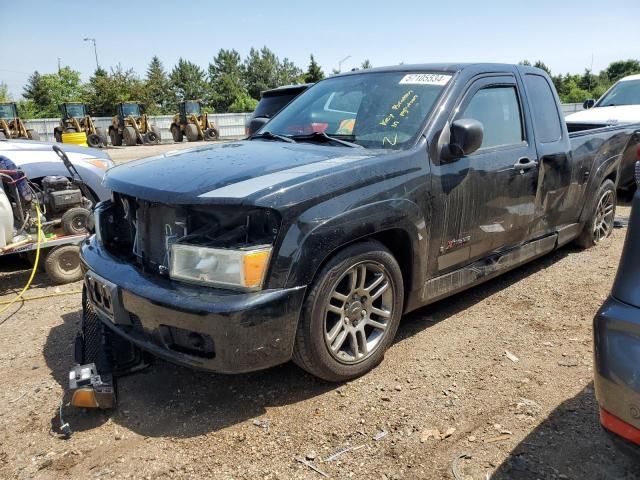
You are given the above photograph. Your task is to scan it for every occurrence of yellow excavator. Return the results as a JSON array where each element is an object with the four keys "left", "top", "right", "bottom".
[
  {"left": 170, "top": 100, "right": 219, "bottom": 142},
  {"left": 108, "top": 102, "right": 161, "bottom": 146},
  {"left": 54, "top": 103, "right": 107, "bottom": 147},
  {"left": 0, "top": 102, "right": 39, "bottom": 140}
]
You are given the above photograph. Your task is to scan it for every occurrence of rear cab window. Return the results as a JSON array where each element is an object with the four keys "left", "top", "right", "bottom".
[{"left": 524, "top": 74, "right": 562, "bottom": 143}]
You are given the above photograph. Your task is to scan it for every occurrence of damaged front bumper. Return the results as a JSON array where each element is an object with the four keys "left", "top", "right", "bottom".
[{"left": 79, "top": 235, "right": 306, "bottom": 374}]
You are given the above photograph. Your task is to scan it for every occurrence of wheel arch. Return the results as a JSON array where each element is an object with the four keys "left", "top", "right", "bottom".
[{"left": 278, "top": 199, "right": 428, "bottom": 306}]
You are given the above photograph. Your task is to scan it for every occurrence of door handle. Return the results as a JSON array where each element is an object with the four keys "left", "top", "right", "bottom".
[{"left": 513, "top": 157, "right": 537, "bottom": 171}]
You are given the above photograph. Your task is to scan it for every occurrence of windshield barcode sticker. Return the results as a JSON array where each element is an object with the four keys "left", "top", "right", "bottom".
[{"left": 399, "top": 74, "right": 451, "bottom": 85}]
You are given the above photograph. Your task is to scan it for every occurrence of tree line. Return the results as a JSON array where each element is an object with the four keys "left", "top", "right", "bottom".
[
  {"left": 519, "top": 59, "right": 640, "bottom": 103},
  {"left": 1, "top": 50, "right": 638, "bottom": 119},
  {"left": 2, "top": 48, "right": 339, "bottom": 119}
]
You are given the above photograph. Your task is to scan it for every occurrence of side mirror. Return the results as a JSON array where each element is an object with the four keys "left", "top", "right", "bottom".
[
  {"left": 583, "top": 99, "right": 595, "bottom": 109},
  {"left": 443, "top": 119, "right": 484, "bottom": 159}
]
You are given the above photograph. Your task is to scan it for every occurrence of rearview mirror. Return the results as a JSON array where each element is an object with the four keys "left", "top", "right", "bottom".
[
  {"left": 583, "top": 99, "right": 595, "bottom": 109},
  {"left": 443, "top": 119, "right": 483, "bottom": 159}
]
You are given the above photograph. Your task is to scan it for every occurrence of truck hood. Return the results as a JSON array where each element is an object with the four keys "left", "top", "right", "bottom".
[
  {"left": 565, "top": 105, "right": 640, "bottom": 125},
  {"left": 104, "top": 140, "right": 379, "bottom": 205}
]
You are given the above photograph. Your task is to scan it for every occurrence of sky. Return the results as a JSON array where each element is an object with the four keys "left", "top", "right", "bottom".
[{"left": 1, "top": 0, "right": 639, "bottom": 97}]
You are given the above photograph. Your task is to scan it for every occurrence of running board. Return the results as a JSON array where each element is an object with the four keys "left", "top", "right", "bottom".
[{"left": 422, "top": 234, "right": 558, "bottom": 304}]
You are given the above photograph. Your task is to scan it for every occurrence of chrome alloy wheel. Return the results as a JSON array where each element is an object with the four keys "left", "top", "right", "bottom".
[
  {"left": 323, "top": 262, "right": 395, "bottom": 364},
  {"left": 593, "top": 189, "right": 615, "bottom": 243}
]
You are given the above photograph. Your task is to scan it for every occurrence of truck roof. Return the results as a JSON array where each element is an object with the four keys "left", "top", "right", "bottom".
[{"left": 335, "top": 62, "right": 546, "bottom": 78}]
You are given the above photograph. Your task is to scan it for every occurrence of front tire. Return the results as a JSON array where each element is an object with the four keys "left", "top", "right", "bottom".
[
  {"left": 575, "top": 179, "right": 616, "bottom": 248},
  {"left": 292, "top": 240, "right": 404, "bottom": 382},
  {"left": 123, "top": 126, "right": 137, "bottom": 146},
  {"left": 44, "top": 245, "right": 83, "bottom": 284}
]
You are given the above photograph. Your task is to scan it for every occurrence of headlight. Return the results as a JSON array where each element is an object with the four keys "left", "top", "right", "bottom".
[
  {"left": 170, "top": 244, "right": 272, "bottom": 291},
  {"left": 82, "top": 158, "right": 113, "bottom": 170}
]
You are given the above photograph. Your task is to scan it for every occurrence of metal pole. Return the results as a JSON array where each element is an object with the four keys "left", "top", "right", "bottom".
[
  {"left": 337, "top": 55, "right": 351, "bottom": 74},
  {"left": 84, "top": 38, "right": 99, "bottom": 70}
]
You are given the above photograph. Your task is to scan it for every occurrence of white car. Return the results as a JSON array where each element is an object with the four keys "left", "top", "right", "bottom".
[
  {"left": 566, "top": 74, "right": 640, "bottom": 126},
  {"left": 0, "top": 139, "right": 114, "bottom": 202}
]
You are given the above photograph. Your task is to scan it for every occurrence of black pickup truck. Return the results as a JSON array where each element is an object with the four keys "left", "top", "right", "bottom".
[{"left": 80, "top": 63, "right": 640, "bottom": 383}]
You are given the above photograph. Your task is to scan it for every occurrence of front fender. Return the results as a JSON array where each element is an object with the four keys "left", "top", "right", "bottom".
[{"left": 273, "top": 198, "right": 427, "bottom": 290}]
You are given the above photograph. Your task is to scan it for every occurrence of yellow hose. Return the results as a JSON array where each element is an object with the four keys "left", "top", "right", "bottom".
[
  {"left": 0, "top": 289, "right": 81, "bottom": 305},
  {"left": 0, "top": 202, "right": 43, "bottom": 316}
]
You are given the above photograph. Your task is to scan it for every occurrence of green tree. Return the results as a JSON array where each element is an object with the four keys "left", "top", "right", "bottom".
[
  {"left": 604, "top": 59, "right": 640, "bottom": 83},
  {"left": 16, "top": 100, "right": 37, "bottom": 119},
  {"left": 145, "top": 56, "right": 173, "bottom": 114},
  {"left": 228, "top": 93, "right": 258, "bottom": 113},
  {"left": 244, "top": 47, "right": 281, "bottom": 99},
  {"left": 277, "top": 58, "right": 304, "bottom": 85},
  {"left": 83, "top": 65, "right": 145, "bottom": 116},
  {"left": 0, "top": 82, "right": 10, "bottom": 102},
  {"left": 518, "top": 60, "right": 532, "bottom": 66},
  {"left": 170, "top": 58, "right": 207, "bottom": 102},
  {"left": 304, "top": 54, "right": 325, "bottom": 83},
  {"left": 208, "top": 48, "right": 248, "bottom": 112},
  {"left": 361, "top": 59, "right": 373, "bottom": 69},
  {"left": 22, "top": 66, "right": 83, "bottom": 117}
]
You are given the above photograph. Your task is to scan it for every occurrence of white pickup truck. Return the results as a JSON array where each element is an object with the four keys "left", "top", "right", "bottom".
[{"left": 566, "top": 74, "right": 640, "bottom": 192}]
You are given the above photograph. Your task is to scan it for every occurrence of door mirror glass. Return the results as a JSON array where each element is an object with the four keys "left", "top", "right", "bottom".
[
  {"left": 583, "top": 99, "right": 595, "bottom": 109},
  {"left": 445, "top": 118, "right": 484, "bottom": 159}
]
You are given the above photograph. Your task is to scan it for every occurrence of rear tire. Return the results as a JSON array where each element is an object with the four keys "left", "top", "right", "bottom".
[
  {"left": 575, "top": 179, "right": 616, "bottom": 248},
  {"left": 123, "top": 126, "right": 137, "bottom": 146},
  {"left": 44, "top": 245, "right": 83, "bottom": 284},
  {"left": 26, "top": 129, "right": 40, "bottom": 141},
  {"left": 185, "top": 123, "right": 199, "bottom": 142},
  {"left": 170, "top": 124, "right": 183, "bottom": 142},
  {"left": 292, "top": 240, "right": 404, "bottom": 382},
  {"left": 109, "top": 129, "right": 122, "bottom": 146}
]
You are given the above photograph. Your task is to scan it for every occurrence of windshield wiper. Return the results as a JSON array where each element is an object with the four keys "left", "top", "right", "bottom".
[
  {"left": 292, "top": 131, "right": 363, "bottom": 148},
  {"left": 250, "top": 131, "right": 296, "bottom": 143}
]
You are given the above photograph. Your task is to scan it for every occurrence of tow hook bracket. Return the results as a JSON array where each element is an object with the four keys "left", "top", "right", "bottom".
[{"left": 68, "top": 363, "right": 116, "bottom": 409}]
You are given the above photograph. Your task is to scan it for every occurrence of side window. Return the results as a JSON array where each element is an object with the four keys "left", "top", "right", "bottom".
[
  {"left": 460, "top": 86, "right": 524, "bottom": 150},
  {"left": 524, "top": 74, "right": 562, "bottom": 143}
]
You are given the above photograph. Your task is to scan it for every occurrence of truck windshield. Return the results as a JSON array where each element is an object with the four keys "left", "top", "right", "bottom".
[
  {"left": 65, "top": 104, "right": 86, "bottom": 118},
  {"left": 121, "top": 104, "right": 140, "bottom": 117},
  {"left": 0, "top": 104, "right": 16, "bottom": 119},
  {"left": 261, "top": 72, "right": 451, "bottom": 149},
  {"left": 597, "top": 79, "right": 640, "bottom": 107}
]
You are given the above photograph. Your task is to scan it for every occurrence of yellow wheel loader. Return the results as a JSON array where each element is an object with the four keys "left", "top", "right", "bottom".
[
  {"left": 170, "top": 100, "right": 219, "bottom": 142},
  {"left": 108, "top": 102, "right": 161, "bottom": 146},
  {"left": 0, "top": 103, "right": 39, "bottom": 141},
  {"left": 54, "top": 103, "right": 107, "bottom": 148}
]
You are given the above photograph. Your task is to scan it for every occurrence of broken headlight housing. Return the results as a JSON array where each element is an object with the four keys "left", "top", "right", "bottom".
[{"left": 170, "top": 244, "right": 272, "bottom": 291}]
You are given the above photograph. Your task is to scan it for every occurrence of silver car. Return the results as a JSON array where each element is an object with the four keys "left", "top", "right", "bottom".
[{"left": 0, "top": 140, "right": 113, "bottom": 202}]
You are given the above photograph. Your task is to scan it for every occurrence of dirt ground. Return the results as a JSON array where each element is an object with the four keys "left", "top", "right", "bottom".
[{"left": 1, "top": 192, "right": 639, "bottom": 479}]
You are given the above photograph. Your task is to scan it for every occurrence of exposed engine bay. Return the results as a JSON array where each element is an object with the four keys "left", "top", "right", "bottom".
[{"left": 97, "top": 192, "right": 280, "bottom": 277}]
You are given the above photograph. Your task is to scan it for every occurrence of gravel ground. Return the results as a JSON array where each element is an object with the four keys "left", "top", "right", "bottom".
[
  {"left": 105, "top": 140, "right": 230, "bottom": 165},
  {"left": 0, "top": 191, "right": 638, "bottom": 479}
]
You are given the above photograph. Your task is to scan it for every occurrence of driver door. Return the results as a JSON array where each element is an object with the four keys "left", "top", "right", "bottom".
[{"left": 433, "top": 75, "right": 539, "bottom": 273}]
